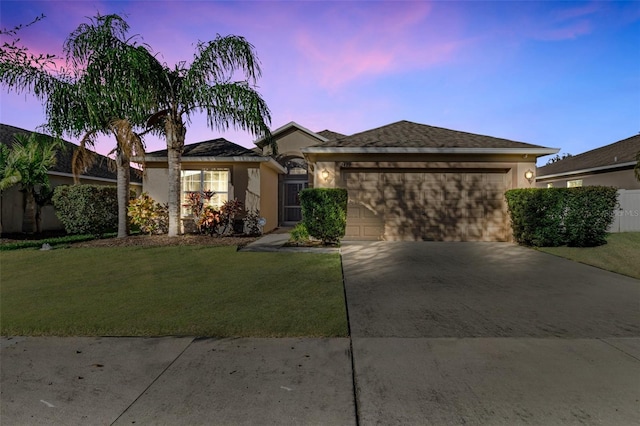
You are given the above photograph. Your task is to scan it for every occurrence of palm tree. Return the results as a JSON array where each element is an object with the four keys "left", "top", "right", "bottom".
[
  {"left": 147, "top": 36, "right": 272, "bottom": 236},
  {"left": 0, "top": 133, "right": 63, "bottom": 233},
  {"left": 50, "top": 15, "right": 162, "bottom": 237},
  {"left": 1, "top": 14, "right": 160, "bottom": 238}
]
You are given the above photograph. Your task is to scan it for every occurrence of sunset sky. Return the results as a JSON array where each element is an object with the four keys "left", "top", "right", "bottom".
[{"left": 1, "top": 0, "right": 638, "bottom": 165}]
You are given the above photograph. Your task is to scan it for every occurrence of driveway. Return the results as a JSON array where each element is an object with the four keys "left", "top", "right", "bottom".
[{"left": 341, "top": 241, "right": 640, "bottom": 425}]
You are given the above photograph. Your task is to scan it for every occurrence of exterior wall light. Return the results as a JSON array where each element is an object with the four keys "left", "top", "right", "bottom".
[
  {"left": 321, "top": 169, "right": 330, "bottom": 180},
  {"left": 524, "top": 169, "right": 535, "bottom": 184}
]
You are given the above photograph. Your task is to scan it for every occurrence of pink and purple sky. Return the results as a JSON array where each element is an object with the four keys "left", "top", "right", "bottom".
[{"left": 1, "top": 0, "right": 639, "bottom": 165}]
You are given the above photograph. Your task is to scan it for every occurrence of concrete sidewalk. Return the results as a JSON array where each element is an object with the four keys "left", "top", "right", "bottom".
[
  {"left": 240, "top": 230, "right": 339, "bottom": 253},
  {"left": 0, "top": 337, "right": 355, "bottom": 425}
]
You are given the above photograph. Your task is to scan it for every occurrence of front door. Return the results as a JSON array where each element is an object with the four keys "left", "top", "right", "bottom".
[{"left": 282, "top": 181, "right": 308, "bottom": 225}]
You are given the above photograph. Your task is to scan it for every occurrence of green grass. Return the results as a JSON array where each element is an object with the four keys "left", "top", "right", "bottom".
[
  {"left": 537, "top": 232, "right": 640, "bottom": 279},
  {"left": 0, "top": 246, "right": 348, "bottom": 337}
]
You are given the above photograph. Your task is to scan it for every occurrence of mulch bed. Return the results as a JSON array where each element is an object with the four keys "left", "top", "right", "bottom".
[{"left": 1, "top": 234, "right": 259, "bottom": 249}]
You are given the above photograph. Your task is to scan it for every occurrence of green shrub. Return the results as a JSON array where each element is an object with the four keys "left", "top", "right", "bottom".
[
  {"left": 564, "top": 186, "right": 618, "bottom": 247},
  {"left": 300, "top": 188, "right": 348, "bottom": 245},
  {"left": 128, "top": 193, "right": 169, "bottom": 235},
  {"left": 52, "top": 185, "right": 118, "bottom": 235},
  {"left": 505, "top": 186, "right": 617, "bottom": 247},
  {"left": 505, "top": 188, "right": 565, "bottom": 247},
  {"left": 243, "top": 210, "right": 264, "bottom": 236},
  {"left": 289, "top": 222, "right": 310, "bottom": 244}
]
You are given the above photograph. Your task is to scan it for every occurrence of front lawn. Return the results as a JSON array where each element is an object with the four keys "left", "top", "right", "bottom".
[
  {"left": 537, "top": 232, "right": 640, "bottom": 279},
  {"left": 0, "top": 246, "right": 348, "bottom": 337}
]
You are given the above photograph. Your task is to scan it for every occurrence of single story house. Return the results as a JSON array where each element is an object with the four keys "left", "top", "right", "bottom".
[
  {"left": 535, "top": 134, "right": 640, "bottom": 190},
  {"left": 144, "top": 120, "right": 557, "bottom": 241},
  {"left": 0, "top": 123, "right": 142, "bottom": 234}
]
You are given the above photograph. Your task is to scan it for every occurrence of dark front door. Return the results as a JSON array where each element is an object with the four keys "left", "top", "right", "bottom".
[{"left": 282, "top": 181, "right": 308, "bottom": 224}]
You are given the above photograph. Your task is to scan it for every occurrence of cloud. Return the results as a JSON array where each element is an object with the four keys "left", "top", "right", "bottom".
[{"left": 291, "top": 1, "right": 468, "bottom": 90}]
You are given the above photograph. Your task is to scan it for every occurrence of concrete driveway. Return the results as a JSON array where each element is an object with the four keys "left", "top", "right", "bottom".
[{"left": 342, "top": 241, "right": 640, "bottom": 425}]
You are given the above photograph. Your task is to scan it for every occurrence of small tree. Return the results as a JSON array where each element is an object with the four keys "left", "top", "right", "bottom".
[{"left": 0, "top": 133, "right": 63, "bottom": 233}]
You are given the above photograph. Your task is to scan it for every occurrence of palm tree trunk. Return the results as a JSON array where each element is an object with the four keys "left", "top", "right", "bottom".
[
  {"left": 166, "top": 118, "right": 186, "bottom": 237},
  {"left": 116, "top": 150, "right": 130, "bottom": 238},
  {"left": 22, "top": 188, "right": 37, "bottom": 234}
]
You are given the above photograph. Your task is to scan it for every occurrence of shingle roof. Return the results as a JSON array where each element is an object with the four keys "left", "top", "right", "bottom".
[
  {"left": 0, "top": 123, "right": 142, "bottom": 183},
  {"left": 537, "top": 134, "right": 640, "bottom": 176},
  {"left": 316, "top": 120, "right": 546, "bottom": 149},
  {"left": 146, "top": 138, "right": 264, "bottom": 158},
  {"left": 316, "top": 129, "right": 347, "bottom": 141}
]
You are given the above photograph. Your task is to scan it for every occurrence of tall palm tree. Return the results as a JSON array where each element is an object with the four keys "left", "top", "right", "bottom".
[
  {"left": 50, "top": 15, "right": 163, "bottom": 238},
  {"left": 1, "top": 14, "right": 160, "bottom": 237},
  {"left": 0, "top": 133, "right": 62, "bottom": 233},
  {"left": 148, "top": 36, "right": 272, "bottom": 236}
]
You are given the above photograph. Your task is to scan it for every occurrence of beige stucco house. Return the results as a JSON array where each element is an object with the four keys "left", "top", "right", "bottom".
[
  {"left": 254, "top": 120, "right": 558, "bottom": 241},
  {"left": 0, "top": 123, "right": 142, "bottom": 234},
  {"left": 143, "top": 120, "right": 559, "bottom": 241},
  {"left": 142, "top": 138, "right": 285, "bottom": 233}
]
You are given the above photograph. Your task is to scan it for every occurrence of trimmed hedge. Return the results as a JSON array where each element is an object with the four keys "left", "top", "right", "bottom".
[
  {"left": 505, "top": 186, "right": 618, "bottom": 247},
  {"left": 52, "top": 185, "right": 118, "bottom": 235},
  {"left": 300, "top": 188, "right": 348, "bottom": 244}
]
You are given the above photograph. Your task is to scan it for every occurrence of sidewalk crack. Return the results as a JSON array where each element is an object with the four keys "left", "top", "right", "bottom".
[{"left": 110, "top": 337, "right": 195, "bottom": 425}]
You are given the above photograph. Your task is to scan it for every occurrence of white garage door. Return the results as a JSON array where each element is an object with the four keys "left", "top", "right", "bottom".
[{"left": 344, "top": 171, "right": 508, "bottom": 241}]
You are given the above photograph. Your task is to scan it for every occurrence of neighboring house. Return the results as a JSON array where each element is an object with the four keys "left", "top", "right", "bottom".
[
  {"left": 255, "top": 120, "right": 557, "bottom": 241},
  {"left": 536, "top": 135, "right": 640, "bottom": 233},
  {"left": 142, "top": 138, "right": 285, "bottom": 233},
  {"left": 0, "top": 123, "right": 143, "bottom": 234},
  {"left": 535, "top": 134, "right": 640, "bottom": 190}
]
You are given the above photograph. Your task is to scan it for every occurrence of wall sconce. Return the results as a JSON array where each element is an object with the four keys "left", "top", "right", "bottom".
[
  {"left": 321, "top": 169, "right": 330, "bottom": 180},
  {"left": 524, "top": 169, "right": 534, "bottom": 184}
]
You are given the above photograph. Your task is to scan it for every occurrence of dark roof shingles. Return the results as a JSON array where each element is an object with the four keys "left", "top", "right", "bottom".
[
  {"left": 0, "top": 123, "right": 141, "bottom": 183},
  {"left": 147, "top": 138, "right": 262, "bottom": 158},
  {"left": 537, "top": 134, "right": 640, "bottom": 176},
  {"left": 316, "top": 129, "right": 347, "bottom": 141},
  {"left": 317, "top": 120, "right": 546, "bottom": 149}
]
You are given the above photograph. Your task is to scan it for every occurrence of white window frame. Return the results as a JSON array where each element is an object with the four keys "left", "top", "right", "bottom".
[{"left": 181, "top": 168, "right": 231, "bottom": 217}]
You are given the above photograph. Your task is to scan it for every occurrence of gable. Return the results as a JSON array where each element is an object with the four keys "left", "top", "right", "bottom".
[{"left": 316, "top": 120, "right": 547, "bottom": 149}]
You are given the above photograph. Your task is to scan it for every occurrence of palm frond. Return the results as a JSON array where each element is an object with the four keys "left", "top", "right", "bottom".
[{"left": 71, "top": 132, "right": 97, "bottom": 183}]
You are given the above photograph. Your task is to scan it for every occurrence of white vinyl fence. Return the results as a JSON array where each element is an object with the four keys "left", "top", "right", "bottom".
[{"left": 609, "top": 189, "right": 640, "bottom": 233}]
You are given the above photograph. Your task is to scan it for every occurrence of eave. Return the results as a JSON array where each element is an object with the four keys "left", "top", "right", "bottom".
[
  {"left": 301, "top": 147, "right": 559, "bottom": 155},
  {"left": 140, "top": 156, "right": 286, "bottom": 173},
  {"left": 536, "top": 161, "right": 636, "bottom": 180}
]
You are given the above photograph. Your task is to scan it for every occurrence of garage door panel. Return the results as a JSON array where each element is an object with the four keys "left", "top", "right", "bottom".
[
  {"left": 345, "top": 202, "right": 384, "bottom": 240},
  {"left": 345, "top": 171, "right": 508, "bottom": 242}
]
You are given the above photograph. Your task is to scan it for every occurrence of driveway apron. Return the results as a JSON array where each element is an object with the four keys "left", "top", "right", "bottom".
[{"left": 341, "top": 241, "right": 640, "bottom": 425}]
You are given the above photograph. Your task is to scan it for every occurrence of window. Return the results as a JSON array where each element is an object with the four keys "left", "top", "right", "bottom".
[
  {"left": 547, "top": 183, "right": 554, "bottom": 188},
  {"left": 567, "top": 179, "right": 583, "bottom": 188},
  {"left": 181, "top": 169, "right": 229, "bottom": 217}
]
